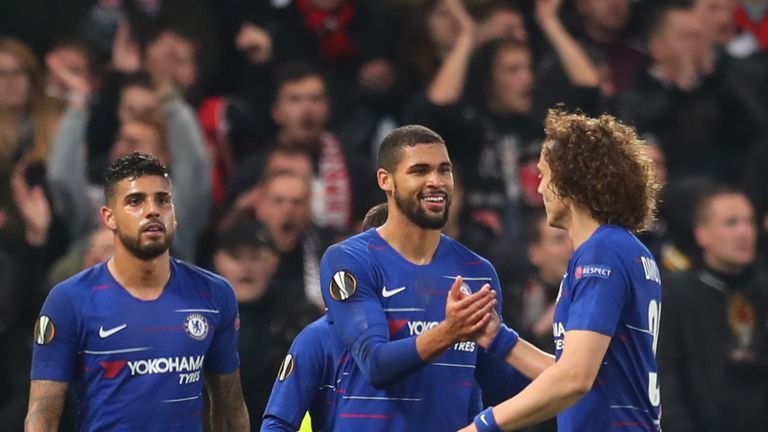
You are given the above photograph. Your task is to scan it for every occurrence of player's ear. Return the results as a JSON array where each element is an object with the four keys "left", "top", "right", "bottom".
[
  {"left": 100, "top": 206, "right": 117, "bottom": 231},
  {"left": 377, "top": 168, "right": 393, "bottom": 194}
]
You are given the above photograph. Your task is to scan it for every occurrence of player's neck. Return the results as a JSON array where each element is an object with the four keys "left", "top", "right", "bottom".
[
  {"left": 566, "top": 206, "right": 601, "bottom": 250},
  {"left": 108, "top": 248, "right": 171, "bottom": 300},
  {"left": 377, "top": 216, "right": 442, "bottom": 265}
]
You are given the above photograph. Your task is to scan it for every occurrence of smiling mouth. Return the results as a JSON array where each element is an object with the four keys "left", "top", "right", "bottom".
[{"left": 420, "top": 193, "right": 447, "bottom": 210}]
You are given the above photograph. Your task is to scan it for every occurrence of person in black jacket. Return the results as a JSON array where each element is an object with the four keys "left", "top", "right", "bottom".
[
  {"left": 659, "top": 186, "right": 768, "bottom": 432},
  {"left": 211, "top": 216, "right": 320, "bottom": 431}
]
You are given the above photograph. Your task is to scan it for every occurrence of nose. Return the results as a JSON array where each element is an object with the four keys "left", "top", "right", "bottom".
[
  {"left": 426, "top": 170, "right": 446, "bottom": 188},
  {"left": 144, "top": 199, "right": 161, "bottom": 219}
]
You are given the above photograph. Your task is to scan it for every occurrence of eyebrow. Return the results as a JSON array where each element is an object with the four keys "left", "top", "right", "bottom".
[
  {"left": 123, "top": 192, "right": 146, "bottom": 202},
  {"left": 123, "top": 191, "right": 171, "bottom": 201},
  {"left": 407, "top": 162, "right": 452, "bottom": 170}
]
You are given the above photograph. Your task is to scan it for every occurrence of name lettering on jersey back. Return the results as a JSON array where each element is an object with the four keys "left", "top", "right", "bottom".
[
  {"left": 126, "top": 355, "right": 205, "bottom": 384},
  {"left": 641, "top": 256, "right": 661, "bottom": 284}
]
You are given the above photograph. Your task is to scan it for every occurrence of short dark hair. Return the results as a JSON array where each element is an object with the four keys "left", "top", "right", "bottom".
[
  {"left": 119, "top": 112, "right": 169, "bottom": 158},
  {"left": 104, "top": 152, "right": 169, "bottom": 203},
  {"left": 693, "top": 186, "right": 750, "bottom": 228},
  {"left": 362, "top": 203, "right": 388, "bottom": 230},
  {"left": 377, "top": 125, "right": 445, "bottom": 172},
  {"left": 646, "top": 1, "right": 694, "bottom": 41},
  {"left": 543, "top": 109, "right": 661, "bottom": 232},
  {"left": 258, "top": 168, "right": 310, "bottom": 190},
  {"left": 216, "top": 216, "right": 275, "bottom": 254},
  {"left": 274, "top": 62, "right": 324, "bottom": 99}
]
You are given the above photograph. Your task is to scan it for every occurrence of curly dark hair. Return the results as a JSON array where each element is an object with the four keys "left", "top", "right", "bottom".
[
  {"left": 543, "top": 110, "right": 661, "bottom": 232},
  {"left": 104, "top": 152, "right": 169, "bottom": 203}
]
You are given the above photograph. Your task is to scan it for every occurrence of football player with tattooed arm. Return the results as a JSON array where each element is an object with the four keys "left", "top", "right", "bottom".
[
  {"left": 25, "top": 153, "right": 248, "bottom": 432},
  {"left": 460, "top": 111, "right": 663, "bottom": 432}
]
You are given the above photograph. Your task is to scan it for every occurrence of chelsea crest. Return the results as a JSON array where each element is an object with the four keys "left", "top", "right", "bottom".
[{"left": 184, "top": 313, "right": 209, "bottom": 341}]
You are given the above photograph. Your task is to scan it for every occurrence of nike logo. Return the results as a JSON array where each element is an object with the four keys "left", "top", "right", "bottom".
[
  {"left": 99, "top": 324, "right": 128, "bottom": 338},
  {"left": 480, "top": 414, "right": 489, "bottom": 425},
  {"left": 381, "top": 286, "right": 406, "bottom": 298}
]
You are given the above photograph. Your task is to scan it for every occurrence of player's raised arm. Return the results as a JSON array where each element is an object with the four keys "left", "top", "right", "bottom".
[
  {"left": 24, "top": 380, "right": 68, "bottom": 432},
  {"left": 204, "top": 370, "right": 249, "bottom": 432}
]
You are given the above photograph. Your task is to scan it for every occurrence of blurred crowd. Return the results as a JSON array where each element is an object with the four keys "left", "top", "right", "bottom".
[{"left": 1, "top": 0, "right": 768, "bottom": 431}]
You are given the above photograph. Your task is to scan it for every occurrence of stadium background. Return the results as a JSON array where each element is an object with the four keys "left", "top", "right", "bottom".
[{"left": 1, "top": 0, "right": 767, "bottom": 430}]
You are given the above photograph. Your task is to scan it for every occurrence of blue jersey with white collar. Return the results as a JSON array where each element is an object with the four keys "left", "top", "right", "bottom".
[
  {"left": 30, "top": 259, "right": 240, "bottom": 432},
  {"left": 553, "top": 225, "right": 662, "bottom": 431},
  {"left": 319, "top": 228, "right": 505, "bottom": 431}
]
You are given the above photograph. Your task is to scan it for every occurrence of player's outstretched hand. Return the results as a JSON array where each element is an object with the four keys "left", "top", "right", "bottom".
[{"left": 444, "top": 276, "right": 496, "bottom": 342}]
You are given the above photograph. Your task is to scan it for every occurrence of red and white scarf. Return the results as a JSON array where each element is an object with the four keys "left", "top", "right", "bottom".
[{"left": 316, "top": 132, "right": 352, "bottom": 229}]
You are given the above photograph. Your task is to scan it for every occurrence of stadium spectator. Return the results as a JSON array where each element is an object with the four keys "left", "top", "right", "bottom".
[
  {"left": 501, "top": 211, "right": 572, "bottom": 356},
  {"left": 229, "top": 169, "right": 333, "bottom": 309},
  {"left": 226, "top": 64, "right": 380, "bottom": 229},
  {"left": 407, "top": 0, "right": 598, "bottom": 243},
  {"left": 616, "top": 2, "right": 762, "bottom": 184},
  {"left": 574, "top": 0, "right": 648, "bottom": 92},
  {"left": 659, "top": 187, "right": 768, "bottom": 432},
  {"left": 212, "top": 215, "right": 319, "bottom": 430},
  {"left": 0, "top": 38, "right": 57, "bottom": 166}
]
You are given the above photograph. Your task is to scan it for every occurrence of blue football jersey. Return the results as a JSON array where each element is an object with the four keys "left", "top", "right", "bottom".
[
  {"left": 30, "top": 259, "right": 240, "bottom": 432},
  {"left": 262, "top": 316, "right": 348, "bottom": 431},
  {"left": 319, "top": 228, "right": 506, "bottom": 431},
  {"left": 552, "top": 225, "right": 662, "bottom": 431}
]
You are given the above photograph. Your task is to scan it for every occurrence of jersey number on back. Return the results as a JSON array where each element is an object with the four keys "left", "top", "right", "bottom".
[{"left": 647, "top": 299, "right": 662, "bottom": 407}]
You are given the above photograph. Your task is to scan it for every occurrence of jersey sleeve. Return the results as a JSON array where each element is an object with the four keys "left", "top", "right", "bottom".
[
  {"left": 486, "top": 261, "right": 504, "bottom": 318},
  {"left": 565, "top": 244, "right": 629, "bottom": 336},
  {"left": 30, "top": 284, "right": 80, "bottom": 382},
  {"left": 320, "top": 244, "right": 424, "bottom": 388},
  {"left": 204, "top": 279, "right": 240, "bottom": 374},
  {"left": 262, "top": 324, "right": 325, "bottom": 430}
]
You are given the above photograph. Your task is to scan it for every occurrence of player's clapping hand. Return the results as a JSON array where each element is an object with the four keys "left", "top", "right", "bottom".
[
  {"left": 444, "top": 276, "right": 497, "bottom": 342},
  {"left": 474, "top": 307, "right": 501, "bottom": 349}
]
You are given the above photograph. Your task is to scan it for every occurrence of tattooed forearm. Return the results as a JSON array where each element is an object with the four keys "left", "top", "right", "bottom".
[
  {"left": 25, "top": 380, "right": 68, "bottom": 432},
  {"left": 205, "top": 370, "right": 249, "bottom": 432}
]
